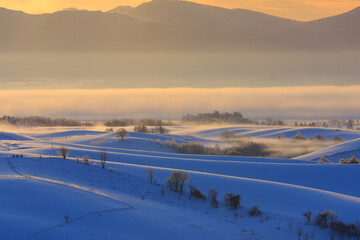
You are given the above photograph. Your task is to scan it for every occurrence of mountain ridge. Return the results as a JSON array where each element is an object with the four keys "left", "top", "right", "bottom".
[{"left": 0, "top": 0, "right": 359, "bottom": 51}]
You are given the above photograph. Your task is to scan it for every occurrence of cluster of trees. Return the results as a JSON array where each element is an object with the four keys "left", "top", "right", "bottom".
[
  {"left": 57, "top": 146, "right": 110, "bottom": 168},
  {"left": 1, "top": 115, "right": 94, "bottom": 127},
  {"left": 291, "top": 132, "right": 344, "bottom": 143},
  {"left": 260, "top": 118, "right": 286, "bottom": 126},
  {"left": 339, "top": 156, "right": 360, "bottom": 164},
  {"left": 165, "top": 139, "right": 271, "bottom": 157},
  {"left": 104, "top": 118, "right": 173, "bottom": 127},
  {"left": 164, "top": 170, "right": 247, "bottom": 211},
  {"left": 134, "top": 125, "right": 169, "bottom": 134},
  {"left": 303, "top": 210, "right": 360, "bottom": 239},
  {"left": 295, "top": 119, "right": 359, "bottom": 129},
  {"left": 181, "top": 111, "right": 286, "bottom": 126},
  {"left": 181, "top": 111, "right": 252, "bottom": 124}
]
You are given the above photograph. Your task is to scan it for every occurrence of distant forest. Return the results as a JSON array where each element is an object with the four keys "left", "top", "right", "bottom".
[
  {"left": 181, "top": 111, "right": 251, "bottom": 124},
  {"left": 181, "top": 111, "right": 285, "bottom": 126},
  {"left": 0, "top": 115, "right": 94, "bottom": 127}
]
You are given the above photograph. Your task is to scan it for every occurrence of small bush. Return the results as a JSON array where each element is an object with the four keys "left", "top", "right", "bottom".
[
  {"left": 248, "top": 206, "right": 262, "bottom": 217},
  {"left": 83, "top": 155, "right": 90, "bottom": 165},
  {"left": 189, "top": 185, "right": 207, "bottom": 200},
  {"left": 224, "top": 192, "right": 241, "bottom": 210},
  {"left": 332, "top": 135, "right": 344, "bottom": 142},
  {"left": 315, "top": 134, "right": 328, "bottom": 142},
  {"left": 293, "top": 132, "right": 306, "bottom": 140},
  {"left": 208, "top": 188, "right": 218, "bottom": 208},
  {"left": 318, "top": 157, "right": 330, "bottom": 163}
]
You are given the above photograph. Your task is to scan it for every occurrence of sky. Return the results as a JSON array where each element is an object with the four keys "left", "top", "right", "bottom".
[
  {"left": 1, "top": 0, "right": 359, "bottom": 21},
  {"left": 1, "top": 86, "right": 360, "bottom": 120}
]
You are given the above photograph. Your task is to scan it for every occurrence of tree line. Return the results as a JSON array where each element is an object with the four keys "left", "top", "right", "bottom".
[
  {"left": 0, "top": 115, "right": 94, "bottom": 127},
  {"left": 104, "top": 118, "right": 174, "bottom": 127}
]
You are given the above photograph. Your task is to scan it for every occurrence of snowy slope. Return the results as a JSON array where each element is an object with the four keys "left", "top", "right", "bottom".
[{"left": 0, "top": 125, "right": 359, "bottom": 239}]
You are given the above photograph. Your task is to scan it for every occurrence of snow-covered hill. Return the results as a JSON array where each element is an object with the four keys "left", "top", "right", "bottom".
[{"left": 0, "top": 125, "right": 359, "bottom": 239}]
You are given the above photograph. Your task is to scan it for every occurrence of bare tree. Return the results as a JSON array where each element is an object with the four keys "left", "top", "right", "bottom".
[
  {"left": 167, "top": 171, "right": 190, "bottom": 193},
  {"left": 303, "top": 210, "right": 312, "bottom": 224},
  {"left": 115, "top": 128, "right": 129, "bottom": 141},
  {"left": 99, "top": 150, "right": 108, "bottom": 169},
  {"left": 147, "top": 168, "right": 154, "bottom": 184},
  {"left": 58, "top": 146, "right": 69, "bottom": 159},
  {"left": 208, "top": 188, "right": 219, "bottom": 208}
]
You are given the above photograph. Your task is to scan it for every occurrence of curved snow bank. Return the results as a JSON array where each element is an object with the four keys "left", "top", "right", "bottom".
[
  {"left": 32, "top": 130, "right": 106, "bottom": 139},
  {"left": 191, "top": 126, "right": 360, "bottom": 141},
  {"left": 295, "top": 138, "right": 360, "bottom": 161},
  {"left": 109, "top": 162, "right": 360, "bottom": 222},
  {"left": 0, "top": 131, "right": 33, "bottom": 141}
]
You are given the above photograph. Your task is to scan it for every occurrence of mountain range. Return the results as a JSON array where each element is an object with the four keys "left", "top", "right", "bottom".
[{"left": 0, "top": 0, "right": 359, "bottom": 51}]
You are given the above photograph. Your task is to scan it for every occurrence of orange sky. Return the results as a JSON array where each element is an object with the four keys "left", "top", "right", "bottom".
[{"left": 1, "top": 0, "right": 359, "bottom": 21}]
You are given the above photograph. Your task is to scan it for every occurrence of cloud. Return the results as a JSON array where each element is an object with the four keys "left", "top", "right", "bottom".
[{"left": 1, "top": 87, "right": 360, "bottom": 120}]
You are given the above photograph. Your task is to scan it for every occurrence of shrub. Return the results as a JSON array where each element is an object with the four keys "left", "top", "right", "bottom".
[
  {"left": 318, "top": 157, "right": 330, "bottom": 163},
  {"left": 189, "top": 185, "right": 207, "bottom": 200},
  {"left": 248, "top": 206, "right": 262, "bottom": 217},
  {"left": 208, "top": 188, "right": 219, "bottom": 208},
  {"left": 58, "top": 146, "right": 69, "bottom": 159},
  {"left": 224, "top": 192, "right": 241, "bottom": 210},
  {"left": 339, "top": 156, "right": 360, "bottom": 164},
  {"left": 167, "top": 171, "right": 190, "bottom": 193},
  {"left": 315, "top": 134, "right": 328, "bottom": 141},
  {"left": 332, "top": 135, "right": 344, "bottom": 142},
  {"left": 293, "top": 132, "right": 306, "bottom": 140},
  {"left": 83, "top": 155, "right": 90, "bottom": 165}
]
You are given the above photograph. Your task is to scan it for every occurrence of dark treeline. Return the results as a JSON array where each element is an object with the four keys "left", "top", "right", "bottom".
[
  {"left": 181, "top": 111, "right": 252, "bottom": 124},
  {"left": 104, "top": 118, "right": 174, "bottom": 127},
  {"left": 181, "top": 111, "right": 285, "bottom": 126},
  {"left": 1, "top": 115, "right": 94, "bottom": 127},
  {"left": 165, "top": 139, "right": 271, "bottom": 157}
]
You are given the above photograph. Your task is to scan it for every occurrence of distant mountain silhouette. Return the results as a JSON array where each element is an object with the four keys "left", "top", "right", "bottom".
[{"left": 0, "top": 0, "right": 360, "bottom": 51}]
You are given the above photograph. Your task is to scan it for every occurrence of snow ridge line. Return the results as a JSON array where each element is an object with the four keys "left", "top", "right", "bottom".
[
  {"left": 27, "top": 206, "right": 133, "bottom": 240},
  {"left": 5, "top": 157, "right": 134, "bottom": 208},
  {"left": 5, "top": 157, "right": 136, "bottom": 240}
]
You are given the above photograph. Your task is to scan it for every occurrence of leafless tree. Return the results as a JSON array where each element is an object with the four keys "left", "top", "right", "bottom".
[
  {"left": 58, "top": 146, "right": 69, "bottom": 159},
  {"left": 167, "top": 171, "right": 190, "bottom": 193},
  {"left": 115, "top": 128, "right": 129, "bottom": 141},
  {"left": 147, "top": 168, "right": 154, "bottom": 184},
  {"left": 303, "top": 210, "right": 312, "bottom": 224},
  {"left": 208, "top": 188, "right": 219, "bottom": 208},
  {"left": 99, "top": 150, "right": 108, "bottom": 169}
]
